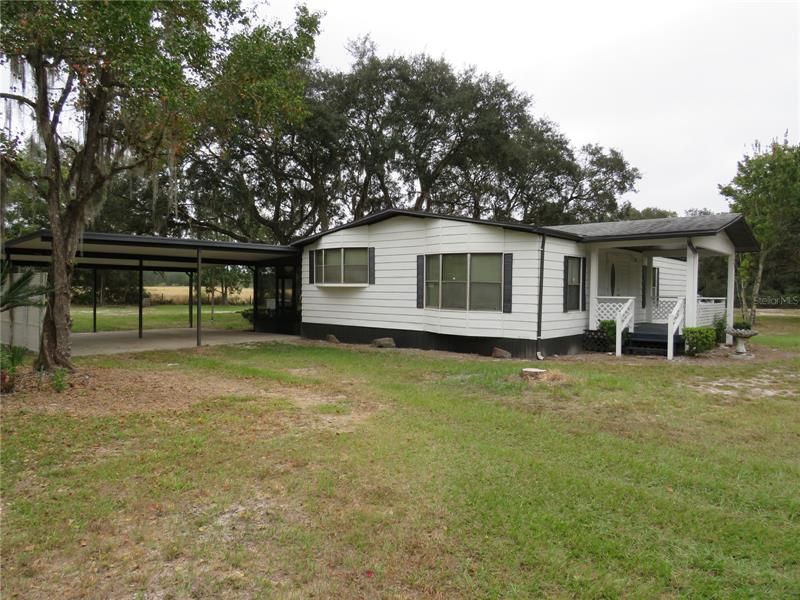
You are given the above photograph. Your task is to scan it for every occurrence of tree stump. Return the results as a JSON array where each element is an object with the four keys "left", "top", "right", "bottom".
[{"left": 520, "top": 368, "right": 547, "bottom": 380}]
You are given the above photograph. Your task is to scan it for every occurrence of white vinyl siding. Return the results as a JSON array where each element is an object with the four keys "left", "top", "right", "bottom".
[
  {"left": 653, "top": 257, "right": 686, "bottom": 298},
  {"left": 301, "top": 216, "right": 542, "bottom": 340},
  {"left": 538, "top": 237, "right": 589, "bottom": 339}
]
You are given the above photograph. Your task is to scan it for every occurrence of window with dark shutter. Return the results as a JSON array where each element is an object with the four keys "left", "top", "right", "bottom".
[
  {"left": 502, "top": 254, "right": 513, "bottom": 313},
  {"left": 564, "top": 256, "right": 583, "bottom": 312},
  {"left": 368, "top": 247, "right": 375, "bottom": 285},
  {"left": 416, "top": 255, "right": 424, "bottom": 308}
]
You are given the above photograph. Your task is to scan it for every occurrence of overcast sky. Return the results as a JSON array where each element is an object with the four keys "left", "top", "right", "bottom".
[{"left": 261, "top": 0, "right": 799, "bottom": 215}]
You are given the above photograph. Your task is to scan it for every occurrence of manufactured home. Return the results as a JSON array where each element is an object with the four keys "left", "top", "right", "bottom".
[
  {"left": 291, "top": 209, "right": 758, "bottom": 359},
  {"left": 3, "top": 210, "right": 758, "bottom": 359}
]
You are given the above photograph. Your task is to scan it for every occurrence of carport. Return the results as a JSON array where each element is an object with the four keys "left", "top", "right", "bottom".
[{"left": 3, "top": 230, "right": 301, "bottom": 346}]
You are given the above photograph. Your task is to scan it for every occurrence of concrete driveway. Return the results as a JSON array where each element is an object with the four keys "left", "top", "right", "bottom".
[{"left": 71, "top": 328, "right": 299, "bottom": 356}]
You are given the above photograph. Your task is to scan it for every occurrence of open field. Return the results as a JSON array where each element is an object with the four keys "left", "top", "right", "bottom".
[
  {"left": 145, "top": 286, "right": 255, "bottom": 305},
  {"left": 2, "top": 315, "right": 799, "bottom": 598},
  {"left": 71, "top": 304, "right": 251, "bottom": 333}
]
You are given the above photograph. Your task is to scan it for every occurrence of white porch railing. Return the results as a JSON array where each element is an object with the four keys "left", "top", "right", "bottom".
[
  {"left": 667, "top": 297, "right": 685, "bottom": 360},
  {"left": 652, "top": 296, "right": 682, "bottom": 323},
  {"left": 697, "top": 297, "right": 726, "bottom": 326},
  {"left": 596, "top": 296, "right": 635, "bottom": 356}
]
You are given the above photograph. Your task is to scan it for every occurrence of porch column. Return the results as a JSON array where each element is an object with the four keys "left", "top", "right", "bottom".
[
  {"left": 726, "top": 254, "right": 735, "bottom": 344},
  {"left": 645, "top": 256, "right": 654, "bottom": 322},
  {"left": 685, "top": 242, "right": 698, "bottom": 327},
  {"left": 588, "top": 247, "right": 599, "bottom": 329}
]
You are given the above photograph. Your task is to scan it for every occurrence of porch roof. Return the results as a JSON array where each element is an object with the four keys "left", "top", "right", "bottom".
[{"left": 541, "top": 213, "right": 759, "bottom": 252}]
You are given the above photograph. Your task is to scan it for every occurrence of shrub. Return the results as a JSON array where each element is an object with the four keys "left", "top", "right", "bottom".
[
  {"left": 598, "top": 319, "right": 616, "bottom": 341},
  {"left": 51, "top": 368, "right": 68, "bottom": 393},
  {"left": 712, "top": 315, "right": 727, "bottom": 343},
  {"left": 0, "top": 345, "right": 27, "bottom": 394},
  {"left": 733, "top": 320, "right": 752, "bottom": 330},
  {"left": 684, "top": 327, "right": 716, "bottom": 356},
  {"left": 241, "top": 308, "right": 254, "bottom": 324}
]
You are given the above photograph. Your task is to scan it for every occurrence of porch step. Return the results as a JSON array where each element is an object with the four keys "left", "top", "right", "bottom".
[{"left": 624, "top": 332, "right": 684, "bottom": 356}]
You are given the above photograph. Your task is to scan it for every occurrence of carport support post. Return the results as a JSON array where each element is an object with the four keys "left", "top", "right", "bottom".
[
  {"left": 188, "top": 272, "right": 194, "bottom": 328},
  {"left": 92, "top": 268, "right": 98, "bottom": 333},
  {"left": 251, "top": 266, "right": 257, "bottom": 333},
  {"left": 138, "top": 260, "right": 143, "bottom": 339},
  {"left": 196, "top": 249, "right": 202, "bottom": 347}
]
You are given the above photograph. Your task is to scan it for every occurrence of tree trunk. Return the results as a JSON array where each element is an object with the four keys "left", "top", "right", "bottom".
[
  {"left": 749, "top": 251, "right": 766, "bottom": 325},
  {"left": 35, "top": 226, "right": 76, "bottom": 371}
]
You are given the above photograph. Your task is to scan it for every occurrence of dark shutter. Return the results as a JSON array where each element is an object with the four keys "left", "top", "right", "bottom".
[
  {"left": 641, "top": 265, "right": 647, "bottom": 308},
  {"left": 563, "top": 256, "right": 569, "bottom": 312},
  {"left": 416, "top": 255, "right": 424, "bottom": 308},
  {"left": 368, "top": 247, "right": 376, "bottom": 285},
  {"left": 502, "top": 253, "right": 513, "bottom": 313},
  {"left": 308, "top": 250, "right": 315, "bottom": 284},
  {"left": 581, "top": 257, "right": 587, "bottom": 311}
]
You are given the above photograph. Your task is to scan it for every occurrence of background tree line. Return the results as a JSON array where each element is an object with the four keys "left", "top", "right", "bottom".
[{"left": 4, "top": 37, "right": 646, "bottom": 246}]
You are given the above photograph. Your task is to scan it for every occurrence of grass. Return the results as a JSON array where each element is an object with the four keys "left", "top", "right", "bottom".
[
  {"left": 70, "top": 303, "right": 250, "bottom": 333},
  {"left": 750, "top": 313, "right": 800, "bottom": 351},
  {"left": 2, "top": 315, "right": 799, "bottom": 597}
]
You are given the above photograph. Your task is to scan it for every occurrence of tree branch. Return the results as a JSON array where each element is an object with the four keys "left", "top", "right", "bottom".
[
  {"left": 0, "top": 92, "right": 36, "bottom": 111},
  {"left": 50, "top": 69, "right": 76, "bottom": 137}
]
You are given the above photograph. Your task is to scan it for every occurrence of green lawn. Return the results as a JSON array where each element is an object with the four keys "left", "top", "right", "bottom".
[
  {"left": 751, "top": 313, "right": 800, "bottom": 351},
  {"left": 70, "top": 303, "right": 251, "bottom": 333},
  {"left": 2, "top": 316, "right": 799, "bottom": 598}
]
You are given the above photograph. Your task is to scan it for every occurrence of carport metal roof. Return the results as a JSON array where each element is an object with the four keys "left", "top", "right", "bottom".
[{"left": 3, "top": 230, "right": 299, "bottom": 271}]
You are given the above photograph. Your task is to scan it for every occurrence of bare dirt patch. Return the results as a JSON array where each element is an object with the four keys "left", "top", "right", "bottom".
[
  {"left": 2, "top": 368, "right": 269, "bottom": 416},
  {"left": 688, "top": 367, "right": 800, "bottom": 400},
  {"left": 2, "top": 367, "right": 380, "bottom": 433}
]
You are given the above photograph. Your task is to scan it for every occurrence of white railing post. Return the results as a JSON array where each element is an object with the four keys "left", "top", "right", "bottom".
[
  {"left": 667, "top": 297, "right": 685, "bottom": 360},
  {"left": 668, "top": 313, "right": 674, "bottom": 360}
]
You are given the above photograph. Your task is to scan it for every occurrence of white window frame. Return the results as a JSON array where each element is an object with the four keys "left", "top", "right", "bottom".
[
  {"left": 564, "top": 255, "right": 585, "bottom": 312},
  {"left": 424, "top": 252, "right": 503, "bottom": 312},
  {"left": 313, "top": 247, "right": 370, "bottom": 287}
]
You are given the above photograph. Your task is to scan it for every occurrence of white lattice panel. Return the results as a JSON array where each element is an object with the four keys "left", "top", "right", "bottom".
[
  {"left": 596, "top": 300, "right": 626, "bottom": 322},
  {"left": 652, "top": 298, "right": 678, "bottom": 321},
  {"left": 697, "top": 299, "right": 726, "bottom": 326}
]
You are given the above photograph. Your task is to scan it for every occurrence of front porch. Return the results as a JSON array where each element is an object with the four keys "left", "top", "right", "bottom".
[{"left": 587, "top": 237, "right": 735, "bottom": 359}]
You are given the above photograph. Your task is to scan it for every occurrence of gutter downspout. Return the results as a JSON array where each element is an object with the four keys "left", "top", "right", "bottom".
[{"left": 536, "top": 234, "right": 547, "bottom": 355}]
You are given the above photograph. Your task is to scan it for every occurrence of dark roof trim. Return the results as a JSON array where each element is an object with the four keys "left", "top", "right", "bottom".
[
  {"left": 5, "top": 229, "right": 299, "bottom": 254},
  {"left": 539, "top": 213, "right": 759, "bottom": 252},
  {"left": 290, "top": 209, "right": 580, "bottom": 246}
]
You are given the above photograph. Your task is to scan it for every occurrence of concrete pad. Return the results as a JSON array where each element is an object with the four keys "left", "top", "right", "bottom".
[{"left": 71, "top": 328, "right": 299, "bottom": 356}]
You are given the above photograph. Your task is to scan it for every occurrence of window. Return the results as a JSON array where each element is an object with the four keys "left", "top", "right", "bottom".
[
  {"left": 425, "top": 253, "right": 502, "bottom": 311},
  {"left": 564, "top": 256, "right": 585, "bottom": 312},
  {"left": 469, "top": 254, "right": 502, "bottom": 311},
  {"left": 641, "top": 266, "right": 660, "bottom": 307},
  {"left": 441, "top": 254, "right": 468, "bottom": 309},
  {"left": 651, "top": 267, "right": 660, "bottom": 300},
  {"left": 425, "top": 255, "right": 440, "bottom": 308},
  {"left": 344, "top": 248, "right": 368, "bottom": 283},
  {"left": 312, "top": 248, "right": 370, "bottom": 285}
]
